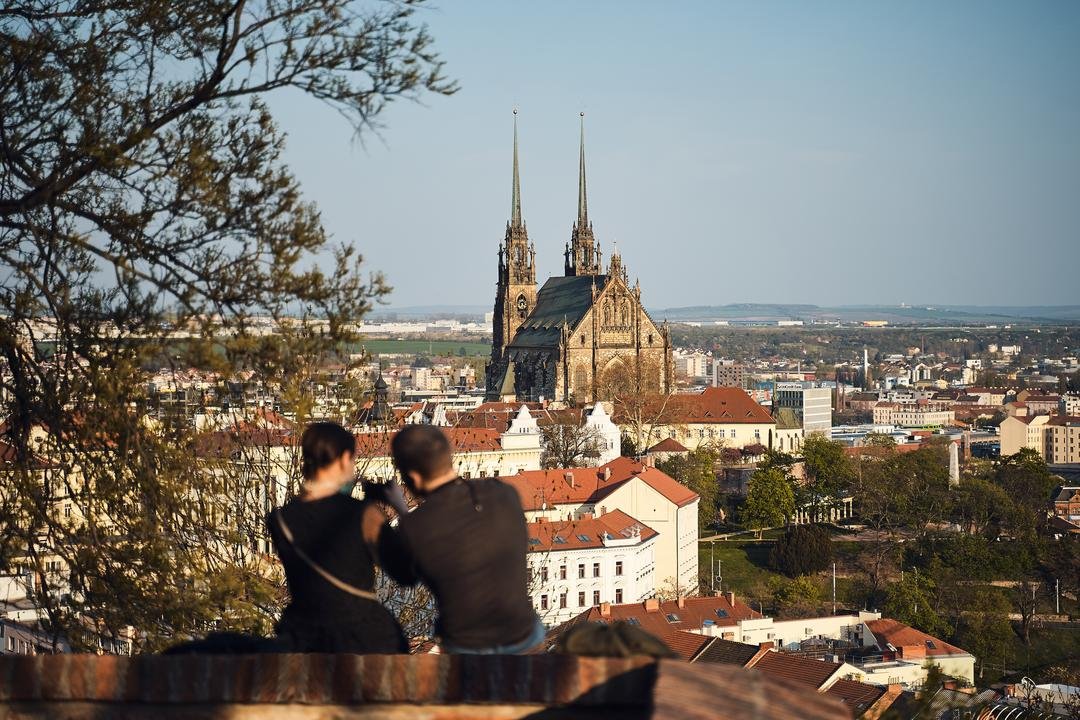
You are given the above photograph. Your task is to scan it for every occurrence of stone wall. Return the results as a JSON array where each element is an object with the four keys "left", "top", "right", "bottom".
[{"left": 0, "top": 653, "right": 850, "bottom": 719}]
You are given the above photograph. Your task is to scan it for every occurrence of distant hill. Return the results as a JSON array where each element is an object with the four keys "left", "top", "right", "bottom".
[{"left": 648, "top": 304, "right": 1080, "bottom": 325}]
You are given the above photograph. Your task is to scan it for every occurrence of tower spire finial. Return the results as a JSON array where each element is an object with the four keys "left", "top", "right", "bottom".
[
  {"left": 577, "top": 111, "right": 587, "bottom": 226},
  {"left": 511, "top": 109, "right": 522, "bottom": 228}
]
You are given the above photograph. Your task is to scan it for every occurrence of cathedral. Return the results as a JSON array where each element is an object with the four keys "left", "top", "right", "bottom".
[{"left": 485, "top": 113, "right": 672, "bottom": 405}]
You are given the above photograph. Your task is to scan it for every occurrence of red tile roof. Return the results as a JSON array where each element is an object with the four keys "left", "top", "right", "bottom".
[
  {"left": 525, "top": 510, "right": 656, "bottom": 552},
  {"left": 353, "top": 427, "right": 504, "bottom": 458},
  {"left": 865, "top": 618, "right": 968, "bottom": 658},
  {"left": 547, "top": 594, "right": 762, "bottom": 651},
  {"left": 750, "top": 652, "right": 841, "bottom": 690},
  {"left": 824, "top": 678, "right": 887, "bottom": 714},
  {"left": 505, "top": 457, "right": 699, "bottom": 510},
  {"left": 631, "top": 387, "right": 774, "bottom": 425},
  {"left": 647, "top": 438, "right": 689, "bottom": 454},
  {"left": 663, "top": 630, "right": 714, "bottom": 661}
]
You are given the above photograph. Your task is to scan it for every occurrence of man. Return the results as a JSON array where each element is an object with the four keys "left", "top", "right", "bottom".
[{"left": 376, "top": 424, "right": 543, "bottom": 654}]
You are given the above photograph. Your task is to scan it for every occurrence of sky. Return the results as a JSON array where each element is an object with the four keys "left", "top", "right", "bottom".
[{"left": 269, "top": 1, "right": 1080, "bottom": 310}]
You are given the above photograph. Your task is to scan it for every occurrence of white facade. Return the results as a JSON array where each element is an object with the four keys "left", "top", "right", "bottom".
[
  {"left": 527, "top": 525, "right": 656, "bottom": 627},
  {"left": 583, "top": 402, "right": 621, "bottom": 465}
]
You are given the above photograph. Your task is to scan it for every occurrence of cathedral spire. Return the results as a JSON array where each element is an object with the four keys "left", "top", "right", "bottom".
[
  {"left": 511, "top": 109, "right": 522, "bottom": 228},
  {"left": 566, "top": 112, "right": 600, "bottom": 277},
  {"left": 577, "top": 111, "right": 588, "bottom": 227}
]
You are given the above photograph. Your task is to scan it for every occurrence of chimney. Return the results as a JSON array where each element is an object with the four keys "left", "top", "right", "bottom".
[
  {"left": 565, "top": 471, "right": 575, "bottom": 487},
  {"left": 599, "top": 602, "right": 611, "bottom": 617},
  {"left": 600, "top": 505, "right": 607, "bottom": 516},
  {"left": 724, "top": 591, "right": 736, "bottom": 607},
  {"left": 602, "top": 467, "right": 612, "bottom": 481},
  {"left": 677, "top": 597, "right": 686, "bottom": 609},
  {"left": 582, "top": 512, "right": 593, "bottom": 521},
  {"left": 758, "top": 641, "right": 774, "bottom": 651},
  {"left": 644, "top": 598, "right": 660, "bottom": 613}
]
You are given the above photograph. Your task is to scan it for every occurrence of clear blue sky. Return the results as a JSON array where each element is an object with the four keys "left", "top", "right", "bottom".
[{"left": 270, "top": 1, "right": 1080, "bottom": 310}]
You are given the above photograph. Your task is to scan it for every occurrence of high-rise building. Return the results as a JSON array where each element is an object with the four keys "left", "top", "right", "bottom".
[{"left": 773, "top": 382, "right": 833, "bottom": 435}]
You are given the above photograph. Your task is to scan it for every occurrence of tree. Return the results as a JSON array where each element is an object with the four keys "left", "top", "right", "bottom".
[
  {"left": 540, "top": 421, "right": 601, "bottom": 469},
  {"left": 602, "top": 355, "right": 678, "bottom": 452},
  {"left": 770, "top": 524, "right": 833, "bottom": 577},
  {"left": 800, "top": 435, "right": 855, "bottom": 522},
  {"left": 768, "top": 575, "right": 822, "bottom": 618},
  {"left": 883, "top": 571, "right": 952, "bottom": 640},
  {"left": 657, "top": 447, "right": 720, "bottom": 533},
  {"left": 954, "top": 591, "right": 1011, "bottom": 681},
  {"left": 0, "top": 0, "right": 453, "bottom": 652},
  {"left": 742, "top": 467, "right": 795, "bottom": 539}
]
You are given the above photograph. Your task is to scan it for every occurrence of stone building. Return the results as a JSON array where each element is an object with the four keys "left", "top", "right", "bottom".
[{"left": 486, "top": 113, "right": 672, "bottom": 405}]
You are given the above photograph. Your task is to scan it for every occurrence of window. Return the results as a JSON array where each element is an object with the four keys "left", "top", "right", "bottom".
[
  {"left": 665, "top": 613, "right": 680, "bottom": 624},
  {"left": 615, "top": 561, "right": 623, "bottom": 576},
  {"left": 729, "top": 429, "right": 736, "bottom": 438},
  {"left": 615, "top": 588, "right": 623, "bottom": 603},
  {"left": 593, "top": 591, "right": 600, "bottom": 605},
  {"left": 528, "top": 538, "right": 540, "bottom": 546},
  {"left": 6, "top": 637, "right": 13, "bottom": 651},
  {"left": 626, "top": 617, "right": 641, "bottom": 626},
  {"left": 925, "top": 640, "right": 936, "bottom": 649},
  {"left": 64, "top": 503, "right": 72, "bottom": 518},
  {"left": 540, "top": 594, "right": 549, "bottom": 610},
  {"left": 493, "top": 469, "right": 499, "bottom": 477},
  {"left": 578, "top": 592, "right": 586, "bottom": 607},
  {"left": 540, "top": 567, "right": 548, "bottom": 583},
  {"left": 578, "top": 564, "right": 585, "bottom": 579},
  {"left": 577, "top": 534, "right": 591, "bottom": 542},
  {"left": 559, "top": 565, "right": 567, "bottom": 580},
  {"left": 560, "top": 593, "right": 567, "bottom": 609},
  {"left": 715, "top": 609, "right": 728, "bottom": 618},
  {"left": 553, "top": 536, "right": 567, "bottom": 545},
  {"left": 592, "top": 563, "right": 600, "bottom": 578}
]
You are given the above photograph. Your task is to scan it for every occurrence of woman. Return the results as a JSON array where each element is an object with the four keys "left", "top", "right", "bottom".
[{"left": 268, "top": 421, "right": 407, "bottom": 653}]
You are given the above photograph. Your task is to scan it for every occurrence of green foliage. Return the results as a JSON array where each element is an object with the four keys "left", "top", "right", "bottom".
[
  {"left": 800, "top": 435, "right": 855, "bottom": 519},
  {"left": 657, "top": 447, "right": 720, "bottom": 532},
  {"left": 742, "top": 467, "right": 796, "bottom": 538},
  {"left": 954, "top": 591, "right": 1012, "bottom": 681},
  {"left": 0, "top": 0, "right": 454, "bottom": 652},
  {"left": 770, "top": 524, "right": 834, "bottom": 577},
  {"left": 883, "top": 571, "right": 952, "bottom": 641},
  {"left": 768, "top": 575, "right": 822, "bottom": 616}
]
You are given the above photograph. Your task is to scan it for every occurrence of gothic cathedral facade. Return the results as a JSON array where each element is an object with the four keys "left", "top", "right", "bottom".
[{"left": 485, "top": 113, "right": 672, "bottom": 405}]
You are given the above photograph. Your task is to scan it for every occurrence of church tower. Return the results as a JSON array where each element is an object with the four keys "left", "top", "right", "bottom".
[
  {"left": 565, "top": 113, "right": 602, "bottom": 276},
  {"left": 489, "top": 111, "right": 537, "bottom": 384}
]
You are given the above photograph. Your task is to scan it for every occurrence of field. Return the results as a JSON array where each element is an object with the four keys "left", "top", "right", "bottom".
[{"left": 354, "top": 338, "right": 490, "bottom": 357}]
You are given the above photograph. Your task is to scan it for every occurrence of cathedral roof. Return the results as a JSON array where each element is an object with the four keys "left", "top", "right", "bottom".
[{"left": 508, "top": 275, "right": 607, "bottom": 349}]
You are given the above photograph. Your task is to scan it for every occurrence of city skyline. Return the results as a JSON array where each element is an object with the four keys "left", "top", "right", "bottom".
[{"left": 269, "top": 1, "right": 1080, "bottom": 310}]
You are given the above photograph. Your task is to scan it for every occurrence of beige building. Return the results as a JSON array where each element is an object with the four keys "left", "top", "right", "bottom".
[
  {"left": 999, "top": 414, "right": 1050, "bottom": 458},
  {"left": 622, "top": 387, "right": 789, "bottom": 454},
  {"left": 1045, "top": 416, "right": 1080, "bottom": 463},
  {"left": 872, "top": 403, "right": 954, "bottom": 428}
]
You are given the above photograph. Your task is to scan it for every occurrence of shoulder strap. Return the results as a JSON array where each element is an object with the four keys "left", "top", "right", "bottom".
[{"left": 274, "top": 509, "right": 380, "bottom": 602}]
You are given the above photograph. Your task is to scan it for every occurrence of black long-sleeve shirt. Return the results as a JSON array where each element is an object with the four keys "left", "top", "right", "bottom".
[{"left": 379, "top": 478, "right": 535, "bottom": 649}]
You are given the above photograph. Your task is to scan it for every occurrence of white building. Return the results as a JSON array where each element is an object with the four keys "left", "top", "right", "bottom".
[
  {"left": 505, "top": 458, "right": 700, "bottom": 595},
  {"left": 773, "top": 382, "right": 833, "bottom": 435},
  {"left": 583, "top": 402, "right": 621, "bottom": 465},
  {"left": 526, "top": 510, "right": 657, "bottom": 627}
]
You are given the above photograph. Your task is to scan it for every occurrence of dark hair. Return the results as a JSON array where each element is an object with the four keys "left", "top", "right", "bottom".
[
  {"left": 391, "top": 425, "right": 453, "bottom": 480},
  {"left": 300, "top": 422, "right": 357, "bottom": 480}
]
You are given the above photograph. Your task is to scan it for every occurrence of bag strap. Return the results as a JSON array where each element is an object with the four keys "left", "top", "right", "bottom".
[{"left": 274, "top": 510, "right": 380, "bottom": 602}]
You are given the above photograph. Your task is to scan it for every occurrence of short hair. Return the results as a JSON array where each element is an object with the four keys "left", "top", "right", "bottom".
[
  {"left": 391, "top": 425, "right": 453, "bottom": 480},
  {"left": 300, "top": 422, "right": 357, "bottom": 480}
]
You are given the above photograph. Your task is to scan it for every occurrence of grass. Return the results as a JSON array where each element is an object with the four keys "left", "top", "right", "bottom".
[
  {"left": 353, "top": 339, "right": 490, "bottom": 357},
  {"left": 699, "top": 540, "right": 780, "bottom": 595}
]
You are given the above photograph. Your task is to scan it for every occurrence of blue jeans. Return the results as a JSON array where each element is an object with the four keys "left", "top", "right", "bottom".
[{"left": 440, "top": 616, "right": 546, "bottom": 655}]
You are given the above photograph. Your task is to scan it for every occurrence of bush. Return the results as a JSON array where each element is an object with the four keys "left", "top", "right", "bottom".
[{"left": 770, "top": 524, "right": 834, "bottom": 577}]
